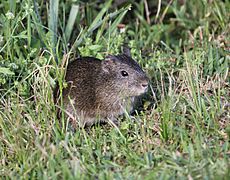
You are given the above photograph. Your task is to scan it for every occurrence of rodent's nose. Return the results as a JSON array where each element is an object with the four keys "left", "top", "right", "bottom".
[{"left": 141, "top": 81, "right": 149, "bottom": 88}]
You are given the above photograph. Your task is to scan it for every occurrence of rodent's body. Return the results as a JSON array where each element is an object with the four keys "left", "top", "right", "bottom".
[{"left": 62, "top": 54, "right": 148, "bottom": 127}]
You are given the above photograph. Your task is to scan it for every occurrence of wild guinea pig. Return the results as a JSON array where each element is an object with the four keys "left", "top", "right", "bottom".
[{"left": 59, "top": 48, "right": 149, "bottom": 127}]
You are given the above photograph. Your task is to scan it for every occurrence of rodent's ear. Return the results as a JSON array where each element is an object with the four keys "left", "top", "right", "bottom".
[
  {"left": 102, "top": 56, "right": 116, "bottom": 72},
  {"left": 122, "top": 45, "right": 131, "bottom": 57}
]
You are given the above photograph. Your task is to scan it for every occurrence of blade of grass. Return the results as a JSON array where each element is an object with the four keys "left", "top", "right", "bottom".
[
  {"left": 87, "top": 0, "right": 112, "bottom": 32},
  {"left": 49, "top": 0, "right": 59, "bottom": 63},
  {"left": 70, "top": 4, "right": 131, "bottom": 51},
  {"left": 9, "top": 0, "right": 16, "bottom": 14},
  {"left": 104, "top": 4, "right": 131, "bottom": 38},
  {"left": 31, "top": 1, "right": 49, "bottom": 49},
  {"left": 65, "top": 4, "right": 79, "bottom": 43},
  {"left": 27, "top": 0, "right": 31, "bottom": 47}
]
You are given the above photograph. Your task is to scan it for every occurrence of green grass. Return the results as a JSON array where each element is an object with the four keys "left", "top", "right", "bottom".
[{"left": 0, "top": 0, "right": 229, "bottom": 179}]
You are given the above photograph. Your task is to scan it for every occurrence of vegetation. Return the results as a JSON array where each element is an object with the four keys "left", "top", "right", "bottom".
[{"left": 0, "top": 0, "right": 229, "bottom": 179}]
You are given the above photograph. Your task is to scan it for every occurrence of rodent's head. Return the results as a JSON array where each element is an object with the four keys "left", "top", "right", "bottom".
[{"left": 101, "top": 53, "right": 149, "bottom": 97}]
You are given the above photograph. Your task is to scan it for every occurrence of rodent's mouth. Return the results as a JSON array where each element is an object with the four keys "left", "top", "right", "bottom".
[
  {"left": 141, "top": 87, "right": 148, "bottom": 94},
  {"left": 143, "top": 86, "right": 148, "bottom": 93},
  {"left": 134, "top": 86, "right": 148, "bottom": 96}
]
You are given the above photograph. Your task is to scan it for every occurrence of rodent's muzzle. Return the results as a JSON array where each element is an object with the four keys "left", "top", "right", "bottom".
[
  {"left": 137, "top": 77, "right": 149, "bottom": 95},
  {"left": 141, "top": 79, "right": 149, "bottom": 92}
]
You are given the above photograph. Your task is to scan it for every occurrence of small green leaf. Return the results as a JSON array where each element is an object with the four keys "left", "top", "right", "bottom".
[
  {"left": 0, "top": 67, "right": 15, "bottom": 75},
  {"left": 88, "top": 45, "right": 102, "bottom": 51}
]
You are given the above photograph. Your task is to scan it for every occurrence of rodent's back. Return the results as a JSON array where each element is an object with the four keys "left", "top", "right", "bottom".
[
  {"left": 65, "top": 57, "right": 102, "bottom": 82},
  {"left": 63, "top": 57, "right": 102, "bottom": 112}
]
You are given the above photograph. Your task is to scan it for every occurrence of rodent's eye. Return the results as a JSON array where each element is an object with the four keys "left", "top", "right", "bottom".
[{"left": 121, "top": 70, "right": 128, "bottom": 77}]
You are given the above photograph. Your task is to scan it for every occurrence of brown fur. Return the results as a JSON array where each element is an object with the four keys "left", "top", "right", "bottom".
[{"left": 60, "top": 54, "right": 149, "bottom": 127}]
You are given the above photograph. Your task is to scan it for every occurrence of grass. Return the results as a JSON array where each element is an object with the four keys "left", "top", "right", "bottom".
[{"left": 0, "top": 0, "right": 229, "bottom": 179}]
